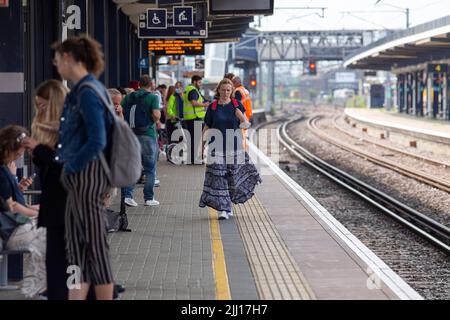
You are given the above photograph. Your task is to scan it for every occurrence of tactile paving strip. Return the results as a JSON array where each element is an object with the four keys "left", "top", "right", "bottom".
[{"left": 234, "top": 197, "right": 316, "bottom": 300}]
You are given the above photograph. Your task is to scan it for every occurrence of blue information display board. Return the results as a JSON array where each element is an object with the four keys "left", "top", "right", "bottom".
[{"left": 138, "top": 7, "right": 207, "bottom": 39}]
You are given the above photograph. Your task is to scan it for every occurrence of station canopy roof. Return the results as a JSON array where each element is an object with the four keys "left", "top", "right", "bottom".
[
  {"left": 112, "top": 0, "right": 259, "bottom": 43},
  {"left": 344, "top": 15, "right": 450, "bottom": 71}
]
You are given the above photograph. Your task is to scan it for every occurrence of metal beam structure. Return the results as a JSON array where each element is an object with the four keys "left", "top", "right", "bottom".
[
  {"left": 229, "top": 29, "right": 384, "bottom": 111},
  {"left": 230, "top": 30, "right": 392, "bottom": 74},
  {"left": 258, "top": 30, "right": 372, "bottom": 61}
]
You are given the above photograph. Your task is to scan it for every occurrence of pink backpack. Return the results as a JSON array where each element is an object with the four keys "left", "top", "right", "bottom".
[{"left": 211, "top": 99, "right": 239, "bottom": 111}]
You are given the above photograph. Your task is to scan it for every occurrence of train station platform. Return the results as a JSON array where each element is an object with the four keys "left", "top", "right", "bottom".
[
  {"left": 345, "top": 108, "right": 450, "bottom": 140},
  {"left": 0, "top": 142, "right": 422, "bottom": 301},
  {"left": 105, "top": 141, "right": 422, "bottom": 300},
  {"left": 345, "top": 108, "right": 450, "bottom": 156}
]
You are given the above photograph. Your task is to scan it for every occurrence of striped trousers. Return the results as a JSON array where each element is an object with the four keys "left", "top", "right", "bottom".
[{"left": 61, "top": 160, "right": 114, "bottom": 286}]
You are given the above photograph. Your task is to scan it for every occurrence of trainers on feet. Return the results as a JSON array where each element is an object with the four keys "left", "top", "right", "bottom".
[
  {"left": 154, "top": 179, "right": 161, "bottom": 187},
  {"left": 239, "top": 121, "right": 251, "bottom": 129},
  {"left": 115, "top": 284, "right": 126, "bottom": 294},
  {"left": 38, "top": 291, "right": 48, "bottom": 300},
  {"left": 227, "top": 210, "right": 234, "bottom": 218},
  {"left": 218, "top": 211, "right": 229, "bottom": 220},
  {"left": 145, "top": 199, "right": 160, "bottom": 206},
  {"left": 124, "top": 198, "right": 138, "bottom": 207}
]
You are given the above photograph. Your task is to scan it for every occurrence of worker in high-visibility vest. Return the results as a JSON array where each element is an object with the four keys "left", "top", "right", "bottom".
[
  {"left": 182, "top": 75, "right": 209, "bottom": 164},
  {"left": 232, "top": 76, "right": 253, "bottom": 150}
]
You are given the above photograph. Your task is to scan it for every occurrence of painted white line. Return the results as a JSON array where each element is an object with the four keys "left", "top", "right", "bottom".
[{"left": 248, "top": 141, "right": 423, "bottom": 300}]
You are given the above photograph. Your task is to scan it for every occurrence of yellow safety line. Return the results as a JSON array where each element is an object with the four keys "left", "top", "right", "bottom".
[{"left": 208, "top": 208, "right": 232, "bottom": 300}]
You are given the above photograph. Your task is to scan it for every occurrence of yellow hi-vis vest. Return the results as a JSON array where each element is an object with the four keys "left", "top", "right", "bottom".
[{"left": 183, "top": 85, "right": 206, "bottom": 120}]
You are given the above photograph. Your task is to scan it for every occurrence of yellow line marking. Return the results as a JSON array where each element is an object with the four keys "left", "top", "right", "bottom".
[{"left": 208, "top": 208, "right": 232, "bottom": 300}]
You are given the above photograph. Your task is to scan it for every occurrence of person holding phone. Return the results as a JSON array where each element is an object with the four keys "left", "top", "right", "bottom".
[
  {"left": 0, "top": 126, "right": 46, "bottom": 298},
  {"left": 7, "top": 161, "right": 35, "bottom": 193},
  {"left": 23, "top": 79, "right": 70, "bottom": 300},
  {"left": 24, "top": 79, "right": 125, "bottom": 300}
]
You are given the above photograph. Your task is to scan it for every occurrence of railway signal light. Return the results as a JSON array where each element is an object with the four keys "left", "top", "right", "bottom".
[
  {"left": 308, "top": 61, "right": 317, "bottom": 75},
  {"left": 250, "top": 79, "right": 257, "bottom": 88}
]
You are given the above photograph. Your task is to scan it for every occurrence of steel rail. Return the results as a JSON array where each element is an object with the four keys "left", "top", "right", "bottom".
[
  {"left": 307, "top": 116, "right": 450, "bottom": 193},
  {"left": 332, "top": 114, "right": 450, "bottom": 168},
  {"left": 279, "top": 118, "right": 450, "bottom": 255}
]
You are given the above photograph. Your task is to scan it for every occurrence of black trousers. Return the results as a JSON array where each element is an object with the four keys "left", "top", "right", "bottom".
[
  {"left": 184, "top": 119, "right": 205, "bottom": 165},
  {"left": 166, "top": 121, "right": 178, "bottom": 144},
  {"left": 46, "top": 227, "right": 69, "bottom": 300}
]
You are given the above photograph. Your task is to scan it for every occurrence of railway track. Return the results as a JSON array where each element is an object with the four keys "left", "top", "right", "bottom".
[
  {"left": 277, "top": 117, "right": 450, "bottom": 255},
  {"left": 307, "top": 115, "right": 450, "bottom": 193},
  {"left": 333, "top": 114, "right": 450, "bottom": 168}
]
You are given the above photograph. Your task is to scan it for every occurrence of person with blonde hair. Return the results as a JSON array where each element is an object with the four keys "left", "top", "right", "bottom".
[
  {"left": 24, "top": 79, "right": 126, "bottom": 300},
  {"left": 23, "top": 79, "right": 69, "bottom": 300},
  {"left": 199, "top": 78, "right": 261, "bottom": 221},
  {"left": 31, "top": 80, "right": 69, "bottom": 147}
]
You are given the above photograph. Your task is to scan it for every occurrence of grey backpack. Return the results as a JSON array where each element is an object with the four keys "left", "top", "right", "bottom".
[{"left": 79, "top": 82, "right": 142, "bottom": 188}]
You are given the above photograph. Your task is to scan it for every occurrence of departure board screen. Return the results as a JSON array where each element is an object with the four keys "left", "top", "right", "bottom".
[
  {"left": 148, "top": 39, "right": 205, "bottom": 56},
  {"left": 209, "top": 0, "right": 273, "bottom": 15}
]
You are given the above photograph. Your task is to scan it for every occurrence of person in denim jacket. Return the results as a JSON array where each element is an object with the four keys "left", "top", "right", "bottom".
[
  {"left": 52, "top": 35, "right": 114, "bottom": 300},
  {"left": 56, "top": 76, "right": 112, "bottom": 174}
]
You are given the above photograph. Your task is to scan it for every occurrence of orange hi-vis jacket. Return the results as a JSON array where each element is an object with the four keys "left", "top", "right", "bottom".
[
  {"left": 235, "top": 86, "right": 253, "bottom": 119},
  {"left": 235, "top": 85, "right": 252, "bottom": 151}
]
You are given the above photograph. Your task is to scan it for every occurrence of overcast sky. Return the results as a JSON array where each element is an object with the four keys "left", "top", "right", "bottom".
[{"left": 257, "top": 0, "right": 450, "bottom": 31}]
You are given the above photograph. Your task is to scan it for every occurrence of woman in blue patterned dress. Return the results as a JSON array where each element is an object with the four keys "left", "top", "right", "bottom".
[{"left": 199, "top": 79, "right": 262, "bottom": 220}]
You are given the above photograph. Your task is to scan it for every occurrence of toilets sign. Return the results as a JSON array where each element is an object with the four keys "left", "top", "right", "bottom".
[
  {"left": 139, "top": 6, "right": 207, "bottom": 39},
  {"left": 173, "top": 6, "right": 194, "bottom": 27}
]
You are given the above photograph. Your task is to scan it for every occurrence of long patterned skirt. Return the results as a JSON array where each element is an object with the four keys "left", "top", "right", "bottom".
[{"left": 199, "top": 151, "right": 262, "bottom": 213}]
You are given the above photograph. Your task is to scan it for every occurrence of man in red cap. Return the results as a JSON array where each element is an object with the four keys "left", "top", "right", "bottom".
[{"left": 128, "top": 80, "right": 140, "bottom": 91}]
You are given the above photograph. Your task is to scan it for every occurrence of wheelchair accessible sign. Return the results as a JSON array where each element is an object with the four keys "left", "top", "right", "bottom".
[
  {"left": 139, "top": 6, "right": 207, "bottom": 39},
  {"left": 147, "top": 9, "right": 167, "bottom": 29}
]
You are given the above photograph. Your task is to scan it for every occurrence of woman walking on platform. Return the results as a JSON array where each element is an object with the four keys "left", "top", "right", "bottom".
[
  {"left": 199, "top": 79, "right": 262, "bottom": 220},
  {"left": 52, "top": 35, "right": 114, "bottom": 300}
]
